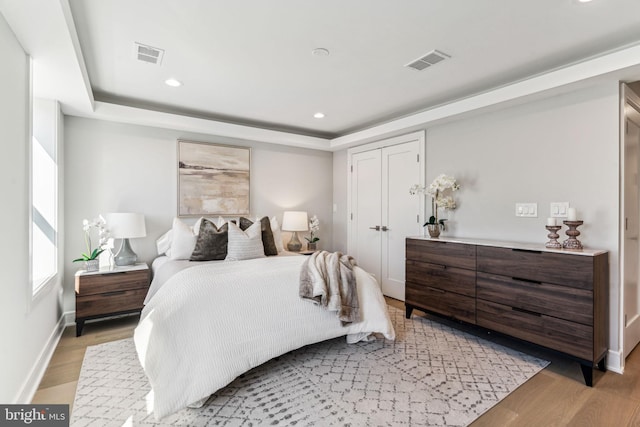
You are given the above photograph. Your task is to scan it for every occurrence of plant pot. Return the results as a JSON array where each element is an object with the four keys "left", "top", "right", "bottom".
[
  {"left": 426, "top": 223, "right": 441, "bottom": 238},
  {"left": 307, "top": 242, "right": 317, "bottom": 251},
  {"left": 84, "top": 259, "right": 100, "bottom": 272}
]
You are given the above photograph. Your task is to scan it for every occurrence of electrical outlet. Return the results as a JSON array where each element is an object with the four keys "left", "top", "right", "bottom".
[
  {"left": 550, "top": 202, "right": 569, "bottom": 218},
  {"left": 515, "top": 203, "right": 538, "bottom": 217}
]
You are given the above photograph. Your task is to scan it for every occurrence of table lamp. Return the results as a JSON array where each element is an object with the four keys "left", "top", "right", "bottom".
[
  {"left": 106, "top": 213, "right": 147, "bottom": 266},
  {"left": 282, "top": 211, "right": 308, "bottom": 252}
]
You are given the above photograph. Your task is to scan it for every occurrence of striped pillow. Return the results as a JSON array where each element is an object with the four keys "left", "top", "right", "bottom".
[{"left": 225, "top": 221, "right": 265, "bottom": 261}]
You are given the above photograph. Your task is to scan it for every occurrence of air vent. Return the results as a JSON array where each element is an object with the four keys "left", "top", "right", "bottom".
[
  {"left": 134, "top": 42, "right": 164, "bottom": 65},
  {"left": 405, "top": 49, "right": 450, "bottom": 71}
]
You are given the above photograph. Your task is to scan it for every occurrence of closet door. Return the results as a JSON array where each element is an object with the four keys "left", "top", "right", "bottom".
[
  {"left": 381, "top": 141, "right": 421, "bottom": 300},
  {"left": 349, "top": 133, "right": 424, "bottom": 301},
  {"left": 350, "top": 149, "right": 382, "bottom": 282}
]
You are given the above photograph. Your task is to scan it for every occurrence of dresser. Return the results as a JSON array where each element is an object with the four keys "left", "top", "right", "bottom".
[
  {"left": 75, "top": 263, "right": 150, "bottom": 336},
  {"left": 405, "top": 237, "right": 609, "bottom": 386}
]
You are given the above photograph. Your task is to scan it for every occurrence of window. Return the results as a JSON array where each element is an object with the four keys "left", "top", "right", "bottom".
[{"left": 31, "top": 99, "right": 59, "bottom": 294}]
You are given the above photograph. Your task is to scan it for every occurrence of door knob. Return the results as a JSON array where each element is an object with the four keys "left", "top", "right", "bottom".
[
  {"left": 369, "top": 225, "right": 381, "bottom": 231},
  {"left": 381, "top": 226, "right": 389, "bottom": 232}
]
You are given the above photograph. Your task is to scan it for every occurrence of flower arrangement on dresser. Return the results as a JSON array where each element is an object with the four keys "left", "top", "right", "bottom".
[
  {"left": 305, "top": 215, "right": 320, "bottom": 250},
  {"left": 73, "top": 216, "right": 109, "bottom": 271},
  {"left": 410, "top": 174, "right": 460, "bottom": 238}
]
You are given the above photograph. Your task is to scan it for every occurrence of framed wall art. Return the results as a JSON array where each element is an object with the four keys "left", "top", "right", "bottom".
[{"left": 177, "top": 140, "right": 250, "bottom": 216}]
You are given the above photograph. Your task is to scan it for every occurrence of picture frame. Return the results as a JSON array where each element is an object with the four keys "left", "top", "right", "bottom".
[{"left": 177, "top": 140, "right": 250, "bottom": 216}]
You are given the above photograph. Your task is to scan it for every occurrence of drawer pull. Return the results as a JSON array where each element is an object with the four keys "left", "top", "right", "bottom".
[
  {"left": 99, "top": 271, "right": 128, "bottom": 276},
  {"left": 512, "top": 277, "right": 542, "bottom": 285},
  {"left": 512, "top": 306, "right": 542, "bottom": 317},
  {"left": 512, "top": 248, "right": 541, "bottom": 254},
  {"left": 102, "top": 290, "right": 126, "bottom": 297},
  {"left": 426, "top": 286, "right": 446, "bottom": 294},
  {"left": 432, "top": 264, "right": 447, "bottom": 270}
]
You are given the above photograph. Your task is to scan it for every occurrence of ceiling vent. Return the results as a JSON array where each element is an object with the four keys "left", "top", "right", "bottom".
[
  {"left": 405, "top": 49, "right": 450, "bottom": 71},
  {"left": 134, "top": 42, "right": 164, "bottom": 65}
]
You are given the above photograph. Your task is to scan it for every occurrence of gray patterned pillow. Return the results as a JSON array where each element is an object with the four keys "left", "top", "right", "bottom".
[
  {"left": 239, "top": 216, "right": 278, "bottom": 256},
  {"left": 226, "top": 221, "right": 265, "bottom": 261},
  {"left": 190, "top": 219, "right": 229, "bottom": 261}
]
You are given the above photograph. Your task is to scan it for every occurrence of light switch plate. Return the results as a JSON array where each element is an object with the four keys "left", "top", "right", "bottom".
[
  {"left": 550, "top": 202, "right": 569, "bottom": 218},
  {"left": 515, "top": 203, "right": 538, "bottom": 217}
]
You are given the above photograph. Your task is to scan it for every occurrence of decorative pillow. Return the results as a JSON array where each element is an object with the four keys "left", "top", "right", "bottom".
[
  {"left": 239, "top": 216, "right": 278, "bottom": 256},
  {"left": 270, "top": 216, "right": 285, "bottom": 253},
  {"left": 193, "top": 216, "right": 228, "bottom": 235},
  {"left": 156, "top": 230, "right": 172, "bottom": 255},
  {"left": 190, "top": 219, "right": 229, "bottom": 261},
  {"left": 168, "top": 217, "right": 198, "bottom": 260},
  {"left": 226, "top": 221, "right": 265, "bottom": 261}
]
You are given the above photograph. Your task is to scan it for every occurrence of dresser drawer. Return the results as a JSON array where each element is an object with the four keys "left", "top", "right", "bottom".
[
  {"left": 477, "top": 272, "right": 593, "bottom": 325},
  {"left": 406, "top": 239, "right": 476, "bottom": 270},
  {"left": 406, "top": 260, "right": 475, "bottom": 297},
  {"left": 406, "top": 283, "right": 476, "bottom": 324},
  {"left": 76, "top": 288, "right": 148, "bottom": 318},
  {"left": 476, "top": 246, "right": 593, "bottom": 289},
  {"left": 477, "top": 299, "right": 593, "bottom": 360},
  {"left": 75, "top": 269, "right": 149, "bottom": 296}
]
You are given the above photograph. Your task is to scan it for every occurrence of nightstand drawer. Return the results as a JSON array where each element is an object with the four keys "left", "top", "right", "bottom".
[
  {"left": 406, "top": 260, "right": 475, "bottom": 297},
  {"left": 76, "top": 288, "right": 147, "bottom": 318},
  {"left": 477, "top": 246, "right": 593, "bottom": 289},
  {"left": 477, "top": 299, "right": 593, "bottom": 360},
  {"left": 406, "top": 239, "right": 476, "bottom": 270},
  {"left": 477, "top": 272, "right": 593, "bottom": 325},
  {"left": 75, "top": 269, "right": 149, "bottom": 296},
  {"left": 406, "top": 283, "right": 476, "bottom": 324}
]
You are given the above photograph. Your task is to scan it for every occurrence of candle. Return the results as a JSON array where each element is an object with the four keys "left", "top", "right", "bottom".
[
  {"left": 567, "top": 207, "right": 577, "bottom": 221},
  {"left": 547, "top": 217, "right": 556, "bottom": 226}
]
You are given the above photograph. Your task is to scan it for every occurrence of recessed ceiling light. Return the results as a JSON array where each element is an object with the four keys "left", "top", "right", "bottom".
[
  {"left": 577, "top": 0, "right": 593, "bottom": 2},
  {"left": 312, "top": 48, "right": 330, "bottom": 56},
  {"left": 314, "top": 112, "right": 325, "bottom": 119},
  {"left": 165, "top": 78, "right": 182, "bottom": 87}
]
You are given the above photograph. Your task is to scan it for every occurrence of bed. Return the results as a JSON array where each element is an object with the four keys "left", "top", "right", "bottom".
[{"left": 134, "top": 253, "right": 396, "bottom": 419}]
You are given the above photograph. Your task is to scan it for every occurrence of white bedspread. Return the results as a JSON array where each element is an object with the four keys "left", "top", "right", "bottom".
[{"left": 134, "top": 255, "right": 395, "bottom": 419}]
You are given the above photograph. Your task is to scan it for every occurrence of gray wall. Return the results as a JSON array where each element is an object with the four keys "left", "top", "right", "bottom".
[
  {"left": 333, "top": 82, "right": 621, "bottom": 353},
  {"left": 63, "top": 116, "right": 334, "bottom": 313}
]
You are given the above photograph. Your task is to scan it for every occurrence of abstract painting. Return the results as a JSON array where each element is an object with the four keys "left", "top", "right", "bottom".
[{"left": 178, "top": 140, "right": 250, "bottom": 216}]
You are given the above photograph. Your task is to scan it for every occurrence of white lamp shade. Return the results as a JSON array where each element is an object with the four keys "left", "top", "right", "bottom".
[
  {"left": 106, "top": 213, "right": 147, "bottom": 238},
  {"left": 282, "top": 211, "right": 309, "bottom": 232}
]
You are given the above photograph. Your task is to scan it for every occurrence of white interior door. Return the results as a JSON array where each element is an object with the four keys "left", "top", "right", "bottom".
[
  {"left": 624, "top": 92, "right": 640, "bottom": 358},
  {"left": 381, "top": 141, "right": 422, "bottom": 300},
  {"left": 350, "top": 149, "right": 382, "bottom": 281}
]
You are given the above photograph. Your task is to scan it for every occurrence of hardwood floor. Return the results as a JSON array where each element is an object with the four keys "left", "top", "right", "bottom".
[{"left": 33, "top": 300, "right": 640, "bottom": 425}]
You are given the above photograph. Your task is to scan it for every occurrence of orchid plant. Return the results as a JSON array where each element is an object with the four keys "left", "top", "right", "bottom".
[
  {"left": 73, "top": 216, "right": 109, "bottom": 262},
  {"left": 305, "top": 215, "right": 320, "bottom": 244},
  {"left": 410, "top": 174, "right": 460, "bottom": 230}
]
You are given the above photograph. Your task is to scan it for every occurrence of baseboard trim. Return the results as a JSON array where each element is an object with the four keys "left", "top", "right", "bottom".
[
  {"left": 15, "top": 312, "right": 68, "bottom": 403},
  {"left": 606, "top": 348, "right": 624, "bottom": 374}
]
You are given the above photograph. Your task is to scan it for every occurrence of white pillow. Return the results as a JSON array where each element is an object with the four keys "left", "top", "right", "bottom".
[
  {"left": 226, "top": 221, "right": 265, "bottom": 261},
  {"left": 270, "top": 216, "right": 285, "bottom": 253},
  {"left": 156, "top": 230, "right": 172, "bottom": 255},
  {"left": 168, "top": 217, "right": 198, "bottom": 260}
]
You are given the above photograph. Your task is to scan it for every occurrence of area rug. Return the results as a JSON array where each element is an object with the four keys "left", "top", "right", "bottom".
[{"left": 71, "top": 306, "right": 548, "bottom": 426}]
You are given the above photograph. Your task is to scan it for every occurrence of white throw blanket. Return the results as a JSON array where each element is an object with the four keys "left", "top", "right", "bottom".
[
  {"left": 299, "top": 251, "right": 360, "bottom": 324},
  {"left": 134, "top": 256, "right": 395, "bottom": 419}
]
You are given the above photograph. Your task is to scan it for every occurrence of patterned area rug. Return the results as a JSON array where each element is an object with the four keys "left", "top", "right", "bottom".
[{"left": 71, "top": 307, "right": 548, "bottom": 426}]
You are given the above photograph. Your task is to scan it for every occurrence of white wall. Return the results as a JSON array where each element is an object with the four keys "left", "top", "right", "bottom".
[
  {"left": 0, "top": 15, "right": 65, "bottom": 403},
  {"left": 332, "top": 150, "right": 348, "bottom": 253},
  {"left": 334, "top": 82, "right": 622, "bottom": 356},
  {"left": 63, "top": 116, "right": 334, "bottom": 313}
]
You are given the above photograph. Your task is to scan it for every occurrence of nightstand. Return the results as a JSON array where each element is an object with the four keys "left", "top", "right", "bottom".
[{"left": 75, "top": 263, "right": 150, "bottom": 337}]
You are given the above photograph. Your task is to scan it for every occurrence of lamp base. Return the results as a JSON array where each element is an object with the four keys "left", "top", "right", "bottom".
[
  {"left": 114, "top": 238, "right": 138, "bottom": 266},
  {"left": 287, "top": 231, "right": 302, "bottom": 252}
]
